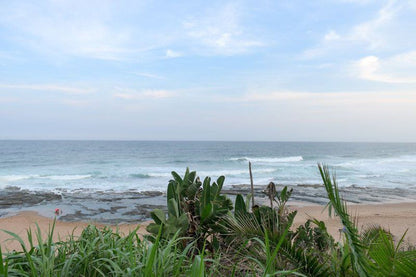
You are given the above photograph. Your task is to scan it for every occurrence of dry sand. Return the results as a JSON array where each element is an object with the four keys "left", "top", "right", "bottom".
[
  {"left": 291, "top": 202, "right": 416, "bottom": 245},
  {"left": 0, "top": 212, "right": 150, "bottom": 252},
  {"left": 1, "top": 202, "right": 416, "bottom": 252}
]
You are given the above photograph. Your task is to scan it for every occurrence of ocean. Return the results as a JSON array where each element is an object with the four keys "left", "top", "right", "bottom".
[{"left": 1, "top": 140, "right": 416, "bottom": 223}]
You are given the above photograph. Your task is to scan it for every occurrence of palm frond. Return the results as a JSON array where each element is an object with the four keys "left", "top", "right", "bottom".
[
  {"left": 369, "top": 229, "right": 416, "bottom": 276},
  {"left": 280, "top": 241, "right": 332, "bottom": 277},
  {"left": 318, "top": 163, "right": 370, "bottom": 277}
]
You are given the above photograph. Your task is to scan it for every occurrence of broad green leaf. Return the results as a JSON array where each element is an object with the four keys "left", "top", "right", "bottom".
[
  {"left": 150, "top": 209, "right": 166, "bottom": 225},
  {"left": 235, "top": 194, "right": 247, "bottom": 214},
  {"left": 168, "top": 198, "right": 180, "bottom": 218},
  {"left": 217, "top": 175, "right": 225, "bottom": 192},
  {"left": 201, "top": 203, "right": 213, "bottom": 222}
]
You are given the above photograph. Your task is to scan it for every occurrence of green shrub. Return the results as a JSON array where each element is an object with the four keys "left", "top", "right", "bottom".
[{"left": 146, "top": 168, "right": 233, "bottom": 251}]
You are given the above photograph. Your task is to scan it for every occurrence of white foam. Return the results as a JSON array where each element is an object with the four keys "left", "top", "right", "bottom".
[
  {"left": 145, "top": 168, "right": 276, "bottom": 179},
  {"left": 357, "top": 174, "right": 382, "bottom": 179},
  {"left": 0, "top": 174, "right": 92, "bottom": 183},
  {"left": 337, "top": 155, "right": 416, "bottom": 168},
  {"left": 230, "top": 156, "right": 303, "bottom": 163},
  {"left": 0, "top": 174, "right": 39, "bottom": 182},
  {"left": 147, "top": 172, "right": 172, "bottom": 178},
  {"left": 40, "top": 174, "right": 92, "bottom": 180},
  {"left": 199, "top": 168, "right": 276, "bottom": 176}
]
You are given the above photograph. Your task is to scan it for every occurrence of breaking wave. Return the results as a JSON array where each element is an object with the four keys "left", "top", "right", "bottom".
[{"left": 230, "top": 156, "right": 303, "bottom": 163}]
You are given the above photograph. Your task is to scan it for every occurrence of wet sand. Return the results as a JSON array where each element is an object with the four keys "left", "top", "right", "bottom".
[{"left": 1, "top": 202, "right": 416, "bottom": 252}]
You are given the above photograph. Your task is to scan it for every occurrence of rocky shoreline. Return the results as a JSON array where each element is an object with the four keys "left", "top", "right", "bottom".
[{"left": 1, "top": 184, "right": 416, "bottom": 224}]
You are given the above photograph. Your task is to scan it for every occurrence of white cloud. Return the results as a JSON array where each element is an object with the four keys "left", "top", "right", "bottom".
[
  {"left": 352, "top": 52, "right": 416, "bottom": 83},
  {"left": 114, "top": 88, "right": 175, "bottom": 100},
  {"left": 132, "top": 72, "right": 164, "bottom": 79},
  {"left": 0, "top": 1, "right": 143, "bottom": 61},
  {"left": 242, "top": 91, "right": 310, "bottom": 101},
  {"left": 337, "top": 0, "right": 374, "bottom": 4},
  {"left": 165, "top": 49, "right": 182, "bottom": 58},
  {"left": 0, "top": 1, "right": 266, "bottom": 60},
  {"left": 301, "top": 0, "right": 407, "bottom": 59},
  {"left": 183, "top": 3, "right": 263, "bottom": 55},
  {"left": 324, "top": 30, "right": 340, "bottom": 41},
  {"left": 142, "top": 89, "right": 174, "bottom": 98},
  {"left": 0, "top": 84, "right": 95, "bottom": 94},
  {"left": 211, "top": 88, "right": 416, "bottom": 106},
  {"left": 348, "top": 0, "right": 398, "bottom": 49}
]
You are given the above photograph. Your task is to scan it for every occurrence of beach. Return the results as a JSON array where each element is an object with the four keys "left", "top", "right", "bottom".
[
  {"left": 2, "top": 202, "right": 416, "bottom": 252},
  {"left": 291, "top": 202, "right": 416, "bottom": 246},
  {"left": 0, "top": 211, "right": 150, "bottom": 252}
]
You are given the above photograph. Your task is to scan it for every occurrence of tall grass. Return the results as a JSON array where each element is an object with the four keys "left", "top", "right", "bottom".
[{"left": 0, "top": 223, "right": 221, "bottom": 276}]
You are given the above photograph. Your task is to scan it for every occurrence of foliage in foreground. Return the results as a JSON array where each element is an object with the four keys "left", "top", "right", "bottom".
[
  {"left": 1, "top": 223, "right": 211, "bottom": 276},
  {"left": 1, "top": 165, "right": 416, "bottom": 276}
]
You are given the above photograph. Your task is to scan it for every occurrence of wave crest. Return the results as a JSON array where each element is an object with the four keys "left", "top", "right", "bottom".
[
  {"left": 230, "top": 156, "right": 303, "bottom": 163},
  {"left": 0, "top": 175, "right": 39, "bottom": 182},
  {"left": 40, "top": 174, "right": 92, "bottom": 180}
]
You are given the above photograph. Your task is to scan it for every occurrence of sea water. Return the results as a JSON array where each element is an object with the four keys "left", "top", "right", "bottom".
[{"left": 1, "top": 140, "right": 416, "bottom": 192}]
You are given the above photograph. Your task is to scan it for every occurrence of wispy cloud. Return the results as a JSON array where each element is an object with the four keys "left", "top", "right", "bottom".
[
  {"left": 337, "top": 0, "right": 374, "bottom": 4},
  {"left": 132, "top": 72, "right": 165, "bottom": 79},
  {"left": 347, "top": 0, "right": 398, "bottom": 49},
  {"left": 225, "top": 90, "right": 416, "bottom": 105},
  {"left": 301, "top": 0, "right": 406, "bottom": 59},
  {"left": 0, "top": 1, "right": 268, "bottom": 61},
  {"left": 324, "top": 30, "right": 341, "bottom": 41},
  {"left": 165, "top": 49, "right": 182, "bottom": 58},
  {"left": 352, "top": 52, "right": 416, "bottom": 83},
  {"left": 113, "top": 87, "right": 176, "bottom": 100},
  {"left": 0, "top": 1, "right": 146, "bottom": 61},
  {"left": 183, "top": 3, "right": 264, "bottom": 55},
  {"left": 0, "top": 84, "right": 95, "bottom": 94}
]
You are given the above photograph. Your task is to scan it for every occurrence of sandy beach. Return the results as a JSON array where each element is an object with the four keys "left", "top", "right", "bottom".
[
  {"left": 291, "top": 202, "right": 416, "bottom": 246},
  {"left": 1, "top": 202, "right": 415, "bottom": 252},
  {"left": 0, "top": 211, "right": 150, "bottom": 252}
]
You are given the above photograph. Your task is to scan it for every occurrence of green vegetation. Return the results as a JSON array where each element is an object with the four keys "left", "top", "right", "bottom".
[{"left": 1, "top": 164, "right": 416, "bottom": 276}]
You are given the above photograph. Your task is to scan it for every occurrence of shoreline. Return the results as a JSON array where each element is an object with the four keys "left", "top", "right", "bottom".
[
  {"left": 2, "top": 201, "right": 416, "bottom": 252},
  {"left": 2, "top": 183, "right": 416, "bottom": 224}
]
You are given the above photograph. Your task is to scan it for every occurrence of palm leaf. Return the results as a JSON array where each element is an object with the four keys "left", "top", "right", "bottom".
[
  {"left": 318, "top": 164, "right": 371, "bottom": 277},
  {"left": 369, "top": 229, "right": 416, "bottom": 276},
  {"left": 280, "top": 241, "right": 332, "bottom": 277}
]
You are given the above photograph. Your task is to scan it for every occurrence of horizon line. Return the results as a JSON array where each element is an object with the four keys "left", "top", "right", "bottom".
[{"left": 0, "top": 139, "right": 415, "bottom": 144}]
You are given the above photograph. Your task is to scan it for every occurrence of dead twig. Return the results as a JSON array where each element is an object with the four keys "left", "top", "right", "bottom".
[{"left": 249, "top": 161, "right": 255, "bottom": 209}]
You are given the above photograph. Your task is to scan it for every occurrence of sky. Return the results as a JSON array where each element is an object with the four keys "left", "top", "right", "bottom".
[{"left": 0, "top": 0, "right": 415, "bottom": 142}]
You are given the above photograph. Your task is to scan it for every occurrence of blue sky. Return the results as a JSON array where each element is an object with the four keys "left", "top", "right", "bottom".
[{"left": 0, "top": 0, "right": 415, "bottom": 141}]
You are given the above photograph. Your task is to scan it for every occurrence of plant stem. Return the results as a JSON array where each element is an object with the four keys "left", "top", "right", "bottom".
[{"left": 249, "top": 161, "right": 255, "bottom": 209}]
